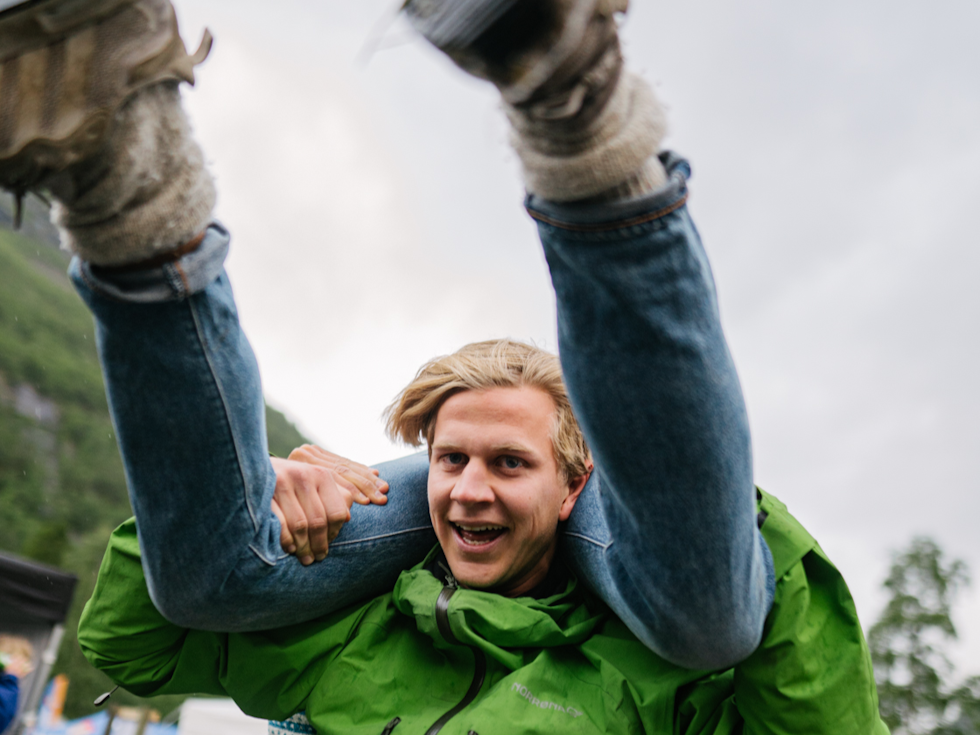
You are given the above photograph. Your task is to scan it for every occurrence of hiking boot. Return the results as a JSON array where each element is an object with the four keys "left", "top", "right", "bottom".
[
  {"left": 404, "top": 0, "right": 666, "bottom": 202},
  {"left": 403, "top": 0, "right": 628, "bottom": 116},
  {"left": 0, "top": 0, "right": 211, "bottom": 224}
]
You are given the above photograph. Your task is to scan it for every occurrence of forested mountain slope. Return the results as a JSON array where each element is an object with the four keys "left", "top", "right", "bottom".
[{"left": 0, "top": 203, "right": 308, "bottom": 718}]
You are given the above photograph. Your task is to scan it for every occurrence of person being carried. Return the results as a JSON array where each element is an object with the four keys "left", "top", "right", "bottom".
[{"left": 0, "top": 0, "right": 885, "bottom": 731}]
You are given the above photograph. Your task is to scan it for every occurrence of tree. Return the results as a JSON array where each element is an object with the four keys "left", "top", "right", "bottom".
[{"left": 869, "top": 537, "right": 980, "bottom": 734}]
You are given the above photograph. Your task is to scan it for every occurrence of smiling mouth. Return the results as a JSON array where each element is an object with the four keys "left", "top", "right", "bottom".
[{"left": 451, "top": 522, "right": 507, "bottom": 546}]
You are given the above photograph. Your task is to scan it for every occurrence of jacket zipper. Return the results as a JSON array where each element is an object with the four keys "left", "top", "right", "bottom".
[{"left": 424, "top": 579, "right": 487, "bottom": 735}]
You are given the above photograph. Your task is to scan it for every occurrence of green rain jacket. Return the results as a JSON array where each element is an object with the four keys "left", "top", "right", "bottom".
[{"left": 78, "top": 490, "right": 888, "bottom": 735}]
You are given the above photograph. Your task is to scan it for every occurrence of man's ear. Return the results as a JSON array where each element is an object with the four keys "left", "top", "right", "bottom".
[{"left": 558, "top": 470, "right": 590, "bottom": 522}]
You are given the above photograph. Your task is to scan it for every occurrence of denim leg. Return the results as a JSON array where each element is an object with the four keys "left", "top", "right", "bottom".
[
  {"left": 73, "top": 176, "right": 772, "bottom": 660},
  {"left": 72, "top": 223, "right": 435, "bottom": 631},
  {"left": 531, "top": 152, "right": 775, "bottom": 670}
]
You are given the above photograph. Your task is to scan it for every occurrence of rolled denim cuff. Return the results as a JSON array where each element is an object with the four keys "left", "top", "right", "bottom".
[
  {"left": 525, "top": 151, "right": 691, "bottom": 230},
  {"left": 69, "top": 222, "right": 230, "bottom": 303}
]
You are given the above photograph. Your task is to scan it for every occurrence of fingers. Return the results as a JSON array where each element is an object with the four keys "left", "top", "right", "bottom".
[
  {"left": 319, "top": 481, "right": 352, "bottom": 545},
  {"left": 335, "top": 464, "right": 389, "bottom": 505},
  {"left": 288, "top": 445, "right": 389, "bottom": 505},
  {"left": 271, "top": 498, "right": 296, "bottom": 554},
  {"left": 272, "top": 471, "right": 315, "bottom": 564},
  {"left": 270, "top": 456, "right": 358, "bottom": 566},
  {"left": 293, "top": 478, "right": 330, "bottom": 563}
]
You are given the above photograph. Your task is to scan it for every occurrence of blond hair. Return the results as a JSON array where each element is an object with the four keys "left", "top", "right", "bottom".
[
  {"left": 0, "top": 635, "right": 33, "bottom": 662},
  {"left": 385, "top": 339, "right": 590, "bottom": 482}
]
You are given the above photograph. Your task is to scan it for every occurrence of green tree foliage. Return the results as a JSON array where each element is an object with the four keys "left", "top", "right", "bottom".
[
  {"left": 0, "top": 224, "right": 308, "bottom": 719},
  {"left": 266, "top": 404, "right": 309, "bottom": 459},
  {"left": 870, "top": 537, "right": 980, "bottom": 734}
]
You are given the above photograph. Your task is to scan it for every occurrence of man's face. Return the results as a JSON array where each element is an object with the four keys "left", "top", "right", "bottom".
[{"left": 427, "top": 386, "right": 586, "bottom": 597}]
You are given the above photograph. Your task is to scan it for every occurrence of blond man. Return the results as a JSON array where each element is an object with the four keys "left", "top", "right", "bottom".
[{"left": 3, "top": 0, "right": 883, "bottom": 730}]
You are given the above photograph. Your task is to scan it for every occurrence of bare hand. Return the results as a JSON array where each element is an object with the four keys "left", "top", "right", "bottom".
[
  {"left": 270, "top": 447, "right": 389, "bottom": 565},
  {"left": 270, "top": 457, "right": 355, "bottom": 565},
  {"left": 287, "top": 445, "right": 389, "bottom": 506}
]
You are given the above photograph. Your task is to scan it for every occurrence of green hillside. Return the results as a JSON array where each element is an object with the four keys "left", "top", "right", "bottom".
[{"left": 0, "top": 217, "right": 308, "bottom": 719}]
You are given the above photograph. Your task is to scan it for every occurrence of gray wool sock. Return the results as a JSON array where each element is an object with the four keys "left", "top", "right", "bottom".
[
  {"left": 46, "top": 82, "right": 215, "bottom": 267},
  {"left": 506, "top": 70, "right": 668, "bottom": 203}
]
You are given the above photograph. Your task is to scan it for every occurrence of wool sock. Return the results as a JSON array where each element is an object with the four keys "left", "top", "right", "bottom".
[
  {"left": 505, "top": 46, "right": 667, "bottom": 202},
  {"left": 45, "top": 81, "right": 215, "bottom": 266}
]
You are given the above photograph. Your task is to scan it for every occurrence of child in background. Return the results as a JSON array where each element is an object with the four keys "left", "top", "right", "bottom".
[{"left": 0, "top": 636, "right": 34, "bottom": 734}]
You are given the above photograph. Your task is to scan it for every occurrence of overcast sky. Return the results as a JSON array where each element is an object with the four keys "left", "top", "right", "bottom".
[{"left": 170, "top": 0, "right": 980, "bottom": 669}]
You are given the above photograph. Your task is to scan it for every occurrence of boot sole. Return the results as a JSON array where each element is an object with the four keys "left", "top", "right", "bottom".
[{"left": 0, "top": 0, "right": 210, "bottom": 195}]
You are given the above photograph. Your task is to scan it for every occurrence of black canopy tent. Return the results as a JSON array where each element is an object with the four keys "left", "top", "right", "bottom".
[{"left": 0, "top": 551, "right": 77, "bottom": 735}]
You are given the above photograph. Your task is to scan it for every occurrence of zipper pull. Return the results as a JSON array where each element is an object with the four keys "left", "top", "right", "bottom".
[
  {"left": 94, "top": 686, "right": 119, "bottom": 706},
  {"left": 437, "top": 560, "right": 457, "bottom": 589},
  {"left": 380, "top": 716, "right": 401, "bottom": 735}
]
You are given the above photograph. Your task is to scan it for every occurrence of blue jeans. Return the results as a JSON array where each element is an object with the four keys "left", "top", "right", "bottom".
[{"left": 72, "top": 153, "right": 773, "bottom": 670}]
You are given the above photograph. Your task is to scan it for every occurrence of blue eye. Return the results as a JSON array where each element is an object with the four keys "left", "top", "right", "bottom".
[
  {"left": 446, "top": 452, "right": 466, "bottom": 465},
  {"left": 501, "top": 456, "right": 522, "bottom": 470}
]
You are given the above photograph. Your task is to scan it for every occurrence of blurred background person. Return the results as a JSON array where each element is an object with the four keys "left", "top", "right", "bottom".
[{"left": 0, "top": 635, "right": 34, "bottom": 735}]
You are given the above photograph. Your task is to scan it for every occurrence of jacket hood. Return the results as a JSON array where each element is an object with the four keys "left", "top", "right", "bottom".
[{"left": 393, "top": 546, "right": 607, "bottom": 671}]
